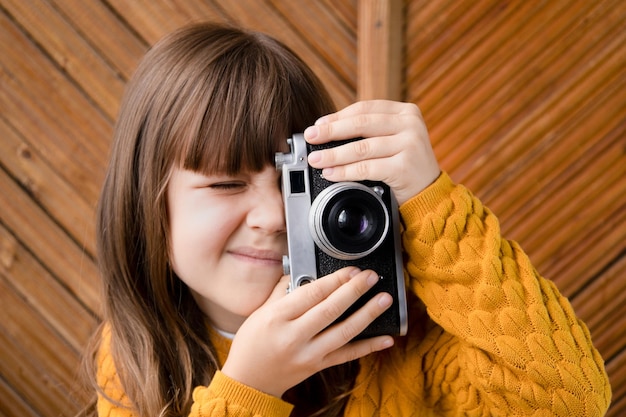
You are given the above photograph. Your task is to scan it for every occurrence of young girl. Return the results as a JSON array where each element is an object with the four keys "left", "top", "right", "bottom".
[{"left": 83, "top": 22, "right": 611, "bottom": 417}]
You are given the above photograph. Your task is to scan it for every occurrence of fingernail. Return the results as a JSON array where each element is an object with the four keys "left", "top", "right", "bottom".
[
  {"left": 304, "top": 125, "right": 318, "bottom": 140},
  {"left": 381, "top": 337, "right": 394, "bottom": 348},
  {"left": 322, "top": 167, "right": 334, "bottom": 177},
  {"left": 315, "top": 116, "right": 328, "bottom": 125},
  {"left": 367, "top": 272, "right": 379, "bottom": 287},
  {"left": 349, "top": 267, "right": 362, "bottom": 278},
  {"left": 378, "top": 293, "right": 392, "bottom": 307},
  {"left": 308, "top": 151, "right": 321, "bottom": 164}
]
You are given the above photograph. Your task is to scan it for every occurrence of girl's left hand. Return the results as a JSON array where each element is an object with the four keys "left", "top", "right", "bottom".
[{"left": 304, "top": 100, "right": 440, "bottom": 206}]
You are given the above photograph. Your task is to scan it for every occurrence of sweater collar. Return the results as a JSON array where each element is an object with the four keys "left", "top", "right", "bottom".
[{"left": 207, "top": 326, "right": 234, "bottom": 368}]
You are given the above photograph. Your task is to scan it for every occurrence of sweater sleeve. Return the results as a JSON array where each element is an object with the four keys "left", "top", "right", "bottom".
[
  {"left": 96, "top": 326, "right": 293, "bottom": 417},
  {"left": 190, "top": 372, "right": 293, "bottom": 417},
  {"left": 399, "top": 172, "right": 611, "bottom": 417}
]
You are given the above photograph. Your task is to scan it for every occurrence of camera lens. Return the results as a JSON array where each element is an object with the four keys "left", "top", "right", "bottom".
[
  {"left": 309, "top": 182, "right": 389, "bottom": 260},
  {"left": 330, "top": 201, "right": 376, "bottom": 245},
  {"left": 337, "top": 207, "right": 370, "bottom": 236}
]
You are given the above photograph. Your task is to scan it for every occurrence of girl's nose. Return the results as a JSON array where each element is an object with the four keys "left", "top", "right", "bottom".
[{"left": 247, "top": 182, "right": 286, "bottom": 234}]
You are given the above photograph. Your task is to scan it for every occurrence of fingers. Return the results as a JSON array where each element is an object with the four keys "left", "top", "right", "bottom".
[
  {"left": 314, "top": 291, "right": 394, "bottom": 368},
  {"left": 224, "top": 267, "right": 395, "bottom": 396},
  {"left": 307, "top": 137, "right": 403, "bottom": 185},
  {"left": 304, "top": 100, "right": 423, "bottom": 144},
  {"left": 303, "top": 100, "right": 428, "bottom": 178},
  {"left": 298, "top": 269, "right": 384, "bottom": 334},
  {"left": 323, "top": 334, "right": 395, "bottom": 368},
  {"left": 279, "top": 267, "right": 354, "bottom": 315},
  {"left": 314, "top": 100, "right": 422, "bottom": 130},
  {"left": 308, "top": 134, "right": 396, "bottom": 167},
  {"left": 281, "top": 267, "right": 366, "bottom": 320},
  {"left": 321, "top": 291, "right": 393, "bottom": 343},
  {"left": 303, "top": 99, "right": 440, "bottom": 205},
  {"left": 289, "top": 269, "right": 395, "bottom": 370}
]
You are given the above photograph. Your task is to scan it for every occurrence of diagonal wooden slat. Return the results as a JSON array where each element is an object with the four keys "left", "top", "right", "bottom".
[
  {"left": 0, "top": 275, "right": 87, "bottom": 415},
  {"left": 0, "top": 223, "right": 98, "bottom": 352},
  {"left": 0, "top": 376, "right": 38, "bottom": 417},
  {"left": 0, "top": 12, "right": 109, "bottom": 204},
  {"left": 0, "top": 166, "right": 100, "bottom": 313},
  {"left": 606, "top": 345, "right": 626, "bottom": 413},
  {"left": 270, "top": 0, "right": 357, "bottom": 90},
  {"left": 213, "top": 0, "right": 356, "bottom": 108},
  {"left": 2, "top": 0, "right": 125, "bottom": 120},
  {"left": 0, "top": 116, "right": 97, "bottom": 258},
  {"left": 572, "top": 254, "right": 626, "bottom": 361},
  {"left": 0, "top": 1, "right": 623, "bottom": 416},
  {"left": 106, "top": 0, "right": 203, "bottom": 45},
  {"left": 47, "top": 0, "right": 149, "bottom": 81}
]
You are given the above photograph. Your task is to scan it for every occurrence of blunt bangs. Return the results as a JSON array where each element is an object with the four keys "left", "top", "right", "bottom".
[{"left": 172, "top": 27, "right": 335, "bottom": 176}]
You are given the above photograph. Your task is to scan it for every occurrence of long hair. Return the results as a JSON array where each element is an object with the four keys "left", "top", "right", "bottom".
[{"left": 82, "top": 23, "right": 358, "bottom": 416}]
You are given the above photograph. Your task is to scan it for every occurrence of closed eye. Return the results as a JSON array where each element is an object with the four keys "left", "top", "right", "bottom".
[{"left": 209, "top": 182, "right": 247, "bottom": 190}]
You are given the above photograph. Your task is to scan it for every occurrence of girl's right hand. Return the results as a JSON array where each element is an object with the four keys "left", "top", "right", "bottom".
[{"left": 220, "top": 267, "right": 394, "bottom": 397}]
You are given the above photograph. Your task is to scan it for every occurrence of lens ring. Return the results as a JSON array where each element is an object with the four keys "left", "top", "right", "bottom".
[{"left": 309, "top": 182, "right": 389, "bottom": 260}]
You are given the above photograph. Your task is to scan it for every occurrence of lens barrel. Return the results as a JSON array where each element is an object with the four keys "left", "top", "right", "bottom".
[{"left": 309, "top": 182, "right": 389, "bottom": 260}]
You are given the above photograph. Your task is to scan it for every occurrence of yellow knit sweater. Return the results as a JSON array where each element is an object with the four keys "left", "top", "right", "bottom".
[{"left": 96, "top": 172, "right": 611, "bottom": 416}]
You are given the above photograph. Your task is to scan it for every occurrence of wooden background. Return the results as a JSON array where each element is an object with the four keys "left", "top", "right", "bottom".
[{"left": 0, "top": 1, "right": 624, "bottom": 416}]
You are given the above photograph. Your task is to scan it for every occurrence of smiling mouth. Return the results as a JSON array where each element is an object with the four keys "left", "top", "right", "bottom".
[{"left": 228, "top": 248, "right": 283, "bottom": 265}]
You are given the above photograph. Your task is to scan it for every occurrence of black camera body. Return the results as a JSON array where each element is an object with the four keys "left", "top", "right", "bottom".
[{"left": 275, "top": 133, "right": 407, "bottom": 338}]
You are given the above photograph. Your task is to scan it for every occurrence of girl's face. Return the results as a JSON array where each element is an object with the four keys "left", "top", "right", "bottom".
[{"left": 167, "top": 164, "right": 287, "bottom": 333}]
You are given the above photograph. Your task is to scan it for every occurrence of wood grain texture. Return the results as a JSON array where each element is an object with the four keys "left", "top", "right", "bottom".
[
  {"left": 357, "top": 0, "right": 403, "bottom": 100},
  {"left": 0, "top": 0, "right": 623, "bottom": 415}
]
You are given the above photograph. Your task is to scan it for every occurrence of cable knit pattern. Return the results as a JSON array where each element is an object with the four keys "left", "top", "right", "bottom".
[
  {"left": 95, "top": 172, "right": 611, "bottom": 417},
  {"left": 96, "top": 326, "right": 135, "bottom": 417},
  {"left": 395, "top": 172, "right": 611, "bottom": 416}
]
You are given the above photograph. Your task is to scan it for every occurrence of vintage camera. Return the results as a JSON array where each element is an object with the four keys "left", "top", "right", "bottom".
[{"left": 275, "top": 133, "right": 407, "bottom": 338}]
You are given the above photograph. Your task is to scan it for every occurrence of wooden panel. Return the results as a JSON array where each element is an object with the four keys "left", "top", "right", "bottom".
[
  {"left": 0, "top": 0, "right": 623, "bottom": 415},
  {"left": 0, "top": 223, "right": 98, "bottom": 352},
  {"left": 0, "top": 376, "right": 38, "bottom": 416},
  {"left": 0, "top": 116, "right": 97, "bottom": 258},
  {"left": 606, "top": 347, "right": 626, "bottom": 413},
  {"left": 406, "top": 1, "right": 626, "bottom": 415},
  {"left": 0, "top": 11, "right": 109, "bottom": 204},
  {"left": 47, "top": 0, "right": 148, "bottom": 81},
  {"left": 3, "top": 0, "right": 125, "bottom": 120},
  {"left": 106, "top": 0, "right": 357, "bottom": 108},
  {"left": 0, "top": 275, "right": 87, "bottom": 414},
  {"left": 212, "top": 0, "right": 357, "bottom": 108},
  {"left": 357, "top": 0, "right": 403, "bottom": 100},
  {"left": 0, "top": 167, "right": 100, "bottom": 311},
  {"left": 269, "top": 0, "right": 356, "bottom": 88}
]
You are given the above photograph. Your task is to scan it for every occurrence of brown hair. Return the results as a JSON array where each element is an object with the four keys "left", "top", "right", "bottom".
[{"left": 83, "top": 22, "right": 358, "bottom": 416}]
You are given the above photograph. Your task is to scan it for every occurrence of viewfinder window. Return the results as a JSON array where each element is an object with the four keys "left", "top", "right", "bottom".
[{"left": 290, "top": 171, "right": 306, "bottom": 194}]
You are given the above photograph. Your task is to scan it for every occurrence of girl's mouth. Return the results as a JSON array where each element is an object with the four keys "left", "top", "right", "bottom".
[{"left": 228, "top": 247, "right": 283, "bottom": 266}]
